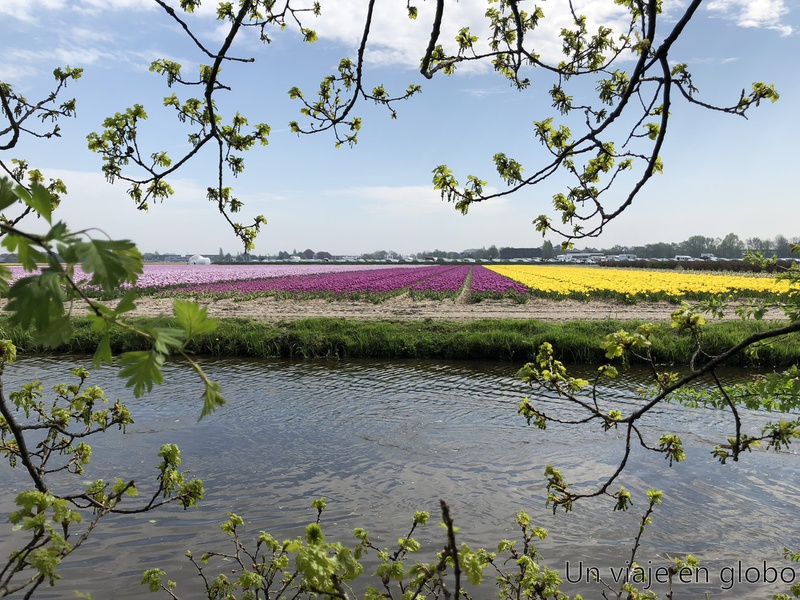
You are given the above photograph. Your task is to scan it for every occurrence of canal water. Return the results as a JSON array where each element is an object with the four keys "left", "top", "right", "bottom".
[{"left": 1, "top": 356, "right": 798, "bottom": 598}]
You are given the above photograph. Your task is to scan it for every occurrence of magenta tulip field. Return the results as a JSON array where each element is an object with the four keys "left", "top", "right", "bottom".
[
  {"left": 172, "top": 265, "right": 461, "bottom": 300},
  {"left": 166, "top": 264, "right": 529, "bottom": 301}
]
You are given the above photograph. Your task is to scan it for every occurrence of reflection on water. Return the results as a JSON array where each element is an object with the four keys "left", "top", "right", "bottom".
[{"left": 0, "top": 357, "right": 797, "bottom": 598}]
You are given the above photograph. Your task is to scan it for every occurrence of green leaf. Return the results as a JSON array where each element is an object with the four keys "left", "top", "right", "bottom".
[
  {"left": 2, "top": 234, "right": 46, "bottom": 271},
  {"left": 115, "top": 290, "right": 139, "bottom": 315},
  {"left": 0, "top": 177, "right": 20, "bottom": 212},
  {"left": 0, "top": 264, "right": 11, "bottom": 295},
  {"left": 75, "top": 239, "right": 143, "bottom": 291},
  {"left": 459, "top": 545, "right": 485, "bottom": 586},
  {"left": 44, "top": 221, "right": 71, "bottom": 244},
  {"left": 15, "top": 182, "right": 52, "bottom": 223},
  {"left": 142, "top": 569, "right": 167, "bottom": 593},
  {"left": 92, "top": 334, "right": 113, "bottom": 368},
  {"left": 5, "top": 273, "right": 73, "bottom": 347},
  {"left": 149, "top": 327, "right": 186, "bottom": 355},
  {"left": 118, "top": 350, "right": 165, "bottom": 397},
  {"left": 173, "top": 300, "right": 219, "bottom": 340},
  {"left": 200, "top": 379, "right": 226, "bottom": 420}
]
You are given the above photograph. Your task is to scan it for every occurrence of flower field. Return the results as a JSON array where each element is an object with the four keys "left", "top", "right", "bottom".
[
  {"left": 6, "top": 263, "right": 396, "bottom": 292},
  {"left": 470, "top": 265, "right": 531, "bottom": 301},
  {"left": 487, "top": 264, "right": 792, "bottom": 302},
  {"left": 167, "top": 265, "right": 473, "bottom": 301},
  {"left": 161, "top": 264, "right": 536, "bottom": 302},
  {"left": 408, "top": 266, "right": 471, "bottom": 299},
  {"left": 5, "top": 262, "right": 792, "bottom": 304}
]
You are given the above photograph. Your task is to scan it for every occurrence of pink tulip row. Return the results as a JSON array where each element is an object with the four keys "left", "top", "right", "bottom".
[
  {"left": 131, "top": 264, "right": 395, "bottom": 289},
  {"left": 5, "top": 263, "right": 407, "bottom": 290}
]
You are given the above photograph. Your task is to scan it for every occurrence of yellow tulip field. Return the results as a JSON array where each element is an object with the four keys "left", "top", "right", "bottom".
[{"left": 487, "top": 264, "right": 793, "bottom": 302}]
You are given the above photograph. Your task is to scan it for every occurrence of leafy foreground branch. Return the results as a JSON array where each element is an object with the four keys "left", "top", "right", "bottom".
[
  {"left": 143, "top": 493, "right": 729, "bottom": 600},
  {"left": 518, "top": 308, "right": 800, "bottom": 511},
  {"left": 0, "top": 349, "right": 203, "bottom": 599}
]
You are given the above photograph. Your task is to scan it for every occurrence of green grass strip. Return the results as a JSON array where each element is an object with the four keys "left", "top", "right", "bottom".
[{"left": 0, "top": 317, "right": 797, "bottom": 367}]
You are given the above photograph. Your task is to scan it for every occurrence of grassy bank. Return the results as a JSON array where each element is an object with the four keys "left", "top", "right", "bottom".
[{"left": 0, "top": 316, "right": 797, "bottom": 367}]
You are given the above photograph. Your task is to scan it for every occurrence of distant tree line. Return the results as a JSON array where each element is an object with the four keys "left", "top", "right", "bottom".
[
  {"left": 415, "top": 246, "right": 541, "bottom": 260},
  {"left": 590, "top": 233, "right": 799, "bottom": 259},
  {"left": 600, "top": 258, "right": 798, "bottom": 273},
  {"left": 138, "top": 233, "right": 797, "bottom": 264},
  {"left": 412, "top": 234, "right": 798, "bottom": 263}
]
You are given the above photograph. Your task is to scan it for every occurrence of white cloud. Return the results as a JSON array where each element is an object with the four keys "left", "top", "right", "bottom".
[
  {"left": 33, "top": 168, "right": 246, "bottom": 253},
  {"left": 706, "top": 0, "right": 793, "bottom": 35},
  {"left": 0, "top": 63, "right": 38, "bottom": 82},
  {"left": 462, "top": 86, "right": 513, "bottom": 98},
  {"left": 322, "top": 184, "right": 513, "bottom": 219},
  {"left": 0, "top": 0, "right": 157, "bottom": 22},
  {"left": 311, "top": 0, "right": 632, "bottom": 69},
  {"left": 253, "top": 184, "right": 526, "bottom": 255},
  {"left": 339, "top": 185, "right": 458, "bottom": 217},
  {"left": 6, "top": 47, "right": 106, "bottom": 76},
  {"left": 71, "top": 0, "right": 157, "bottom": 15},
  {"left": 69, "top": 26, "right": 115, "bottom": 43},
  {"left": 0, "top": 0, "right": 67, "bottom": 22},
  {"left": 3, "top": 4, "right": 153, "bottom": 82},
  {"left": 54, "top": 46, "right": 107, "bottom": 66}
]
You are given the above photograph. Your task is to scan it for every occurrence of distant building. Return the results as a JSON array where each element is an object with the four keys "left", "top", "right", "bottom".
[
  {"left": 499, "top": 247, "right": 543, "bottom": 260},
  {"left": 557, "top": 252, "right": 605, "bottom": 263}
]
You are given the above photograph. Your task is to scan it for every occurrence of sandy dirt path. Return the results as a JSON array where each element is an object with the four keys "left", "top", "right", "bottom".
[
  {"left": 3, "top": 292, "right": 785, "bottom": 323},
  {"left": 119, "top": 294, "right": 723, "bottom": 322}
]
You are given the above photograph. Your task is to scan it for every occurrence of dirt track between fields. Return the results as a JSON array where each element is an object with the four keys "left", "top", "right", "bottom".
[{"left": 118, "top": 294, "right": 783, "bottom": 323}]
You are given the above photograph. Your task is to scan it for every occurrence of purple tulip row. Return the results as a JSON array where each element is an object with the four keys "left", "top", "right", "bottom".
[
  {"left": 470, "top": 265, "right": 530, "bottom": 296},
  {"left": 172, "top": 265, "right": 462, "bottom": 298},
  {"left": 409, "top": 266, "right": 471, "bottom": 294}
]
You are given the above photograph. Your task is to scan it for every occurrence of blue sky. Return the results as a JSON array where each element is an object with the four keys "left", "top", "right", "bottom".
[{"left": 1, "top": 0, "right": 797, "bottom": 256}]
